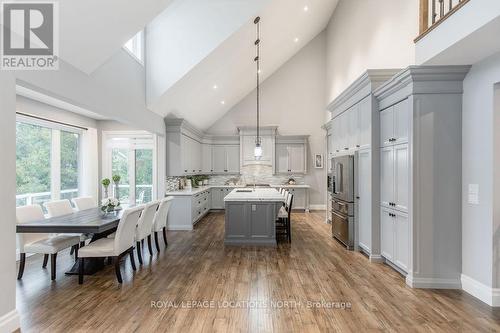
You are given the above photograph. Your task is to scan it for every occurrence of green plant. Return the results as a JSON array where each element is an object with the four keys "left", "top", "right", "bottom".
[
  {"left": 101, "top": 178, "right": 111, "bottom": 187},
  {"left": 112, "top": 174, "right": 121, "bottom": 183}
]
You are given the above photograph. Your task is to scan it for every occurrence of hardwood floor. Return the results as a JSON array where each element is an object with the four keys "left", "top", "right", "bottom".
[{"left": 17, "top": 211, "right": 500, "bottom": 332}]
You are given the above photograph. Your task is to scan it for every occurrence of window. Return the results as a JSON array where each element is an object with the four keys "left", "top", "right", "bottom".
[
  {"left": 103, "top": 132, "right": 156, "bottom": 206},
  {"left": 124, "top": 30, "right": 144, "bottom": 64},
  {"left": 16, "top": 116, "right": 82, "bottom": 210}
]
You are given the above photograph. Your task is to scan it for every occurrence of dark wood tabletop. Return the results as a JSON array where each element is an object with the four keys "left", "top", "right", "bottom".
[{"left": 16, "top": 208, "right": 123, "bottom": 234}]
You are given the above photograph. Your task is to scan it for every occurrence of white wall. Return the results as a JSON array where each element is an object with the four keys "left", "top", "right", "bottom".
[
  {"left": 461, "top": 52, "right": 500, "bottom": 294},
  {"left": 0, "top": 74, "right": 20, "bottom": 331},
  {"left": 207, "top": 32, "right": 327, "bottom": 206},
  {"left": 15, "top": 49, "right": 165, "bottom": 136},
  {"left": 325, "top": 0, "right": 417, "bottom": 107},
  {"left": 494, "top": 83, "right": 500, "bottom": 289}
]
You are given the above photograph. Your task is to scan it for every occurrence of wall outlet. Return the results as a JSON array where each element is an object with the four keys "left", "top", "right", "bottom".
[{"left": 468, "top": 184, "right": 479, "bottom": 205}]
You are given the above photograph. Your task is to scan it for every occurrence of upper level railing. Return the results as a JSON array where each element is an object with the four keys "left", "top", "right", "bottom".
[{"left": 415, "top": 0, "right": 471, "bottom": 42}]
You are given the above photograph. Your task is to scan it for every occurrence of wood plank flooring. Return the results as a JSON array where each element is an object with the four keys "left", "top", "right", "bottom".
[{"left": 16, "top": 211, "right": 500, "bottom": 332}]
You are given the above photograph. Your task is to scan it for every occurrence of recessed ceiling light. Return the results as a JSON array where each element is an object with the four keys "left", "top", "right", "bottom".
[
  {"left": 303, "top": 5, "right": 309, "bottom": 12},
  {"left": 213, "top": 84, "right": 218, "bottom": 90},
  {"left": 294, "top": 37, "right": 299, "bottom": 43},
  {"left": 221, "top": 100, "right": 225, "bottom": 105}
]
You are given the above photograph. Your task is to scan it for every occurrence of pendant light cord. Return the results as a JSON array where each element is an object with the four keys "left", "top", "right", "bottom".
[{"left": 255, "top": 17, "right": 261, "bottom": 145}]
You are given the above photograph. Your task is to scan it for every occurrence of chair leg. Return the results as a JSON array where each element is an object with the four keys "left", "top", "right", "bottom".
[
  {"left": 42, "top": 254, "right": 49, "bottom": 268},
  {"left": 154, "top": 232, "right": 160, "bottom": 253},
  {"left": 80, "top": 241, "right": 85, "bottom": 248},
  {"left": 17, "top": 253, "right": 26, "bottom": 280},
  {"left": 287, "top": 218, "right": 291, "bottom": 243},
  {"left": 107, "top": 257, "right": 112, "bottom": 265},
  {"left": 70, "top": 246, "right": 75, "bottom": 255},
  {"left": 50, "top": 253, "right": 57, "bottom": 281},
  {"left": 114, "top": 256, "right": 123, "bottom": 284},
  {"left": 136, "top": 241, "right": 143, "bottom": 265},
  {"left": 162, "top": 227, "right": 168, "bottom": 247},
  {"left": 129, "top": 249, "right": 136, "bottom": 271},
  {"left": 74, "top": 244, "right": 79, "bottom": 263},
  {"left": 78, "top": 258, "right": 84, "bottom": 284},
  {"left": 147, "top": 235, "right": 153, "bottom": 256}
]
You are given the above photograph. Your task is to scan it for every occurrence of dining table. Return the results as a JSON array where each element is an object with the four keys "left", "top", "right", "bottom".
[{"left": 16, "top": 207, "right": 124, "bottom": 275}]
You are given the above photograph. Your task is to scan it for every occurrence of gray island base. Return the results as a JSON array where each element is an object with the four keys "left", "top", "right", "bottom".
[{"left": 224, "top": 188, "right": 285, "bottom": 246}]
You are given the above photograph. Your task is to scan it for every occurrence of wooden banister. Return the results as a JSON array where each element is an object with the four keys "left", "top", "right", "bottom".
[{"left": 415, "top": 0, "right": 471, "bottom": 43}]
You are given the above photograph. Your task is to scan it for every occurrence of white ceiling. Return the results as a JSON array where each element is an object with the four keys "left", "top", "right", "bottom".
[
  {"left": 58, "top": 0, "right": 175, "bottom": 74},
  {"left": 150, "top": 0, "right": 339, "bottom": 131}
]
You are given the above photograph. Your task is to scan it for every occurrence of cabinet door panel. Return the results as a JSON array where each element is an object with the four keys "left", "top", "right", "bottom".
[
  {"left": 226, "top": 145, "right": 240, "bottom": 173},
  {"left": 348, "top": 106, "right": 359, "bottom": 149},
  {"left": 181, "top": 135, "right": 191, "bottom": 174},
  {"left": 202, "top": 144, "right": 213, "bottom": 173},
  {"left": 339, "top": 112, "right": 349, "bottom": 151},
  {"left": 212, "top": 146, "right": 226, "bottom": 173},
  {"left": 276, "top": 144, "right": 289, "bottom": 173},
  {"left": 380, "top": 106, "right": 394, "bottom": 147},
  {"left": 380, "top": 208, "right": 394, "bottom": 261},
  {"left": 394, "top": 144, "right": 409, "bottom": 213},
  {"left": 359, "top": 97, "right": 371, "bottom": 149},
  {"left": 332, "top": 118, "right": 340, "bottom": 153},
  {"left": 394, "top": 212, "right": 409, "bottom": 272},
  {"left": 380, "top": 147, "right": 394, "bottom": 208},
  {"left": 394, "top": 99, "right": 409, "bottom": 144},
  {"left": 288, "top": 144, "right": 305, "bottom": 173},
  {"left": 358, "top": 150, "right": 371, "bottom": 251}
]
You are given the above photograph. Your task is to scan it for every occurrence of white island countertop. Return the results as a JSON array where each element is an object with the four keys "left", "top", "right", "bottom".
[{"left": 224, "top": 188, "right": 285, "bottom": 202}]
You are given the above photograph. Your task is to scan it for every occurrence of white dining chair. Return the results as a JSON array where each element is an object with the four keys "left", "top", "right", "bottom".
[
  {"left": 72, "top": 197, "right": 97, "bottom": 211},
  {"left": 135, "top": 201, "right": 160, "bottom": 264},
  {"left": 17, "top": 205, "right": 80, "bottom": 280},
  {"left": 44, "top": 199, "right": 91, "bottom": 253},
  {"left": 152, "top": 197, "right": 173, "bottom": 253},
  {"left": 77, "top": 206, "right": 143, "bottom": 284}
]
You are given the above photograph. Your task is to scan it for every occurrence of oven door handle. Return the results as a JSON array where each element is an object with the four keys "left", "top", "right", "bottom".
[{"left": 331, "top": 210, "right": 347, "bottom": 220}]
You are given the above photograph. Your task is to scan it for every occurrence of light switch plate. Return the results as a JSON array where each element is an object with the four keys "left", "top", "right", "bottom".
[{"left": 468, "top": 184, "right": 479, "bottom": 205}]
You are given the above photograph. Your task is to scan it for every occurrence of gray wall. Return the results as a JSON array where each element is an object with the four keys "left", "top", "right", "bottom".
[
  {"left": 207, "top": 32, "right": 327, "bottom": 207},
  {"left": 0, "top": 73, "right": 18, "bottom": 326},
  {"left": 462, "top": 52, "right": 500, "bottom": 288},
  {"left": 494, "top": 83, "right": 500, "bottom": 288}
]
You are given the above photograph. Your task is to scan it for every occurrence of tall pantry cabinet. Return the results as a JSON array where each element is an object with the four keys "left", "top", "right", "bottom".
[
  {"left": 325, "top": 70, "right": 400, "bottom": 261},
  {"left": 374, "top": 66, "right": 470, "bottom": 288}
]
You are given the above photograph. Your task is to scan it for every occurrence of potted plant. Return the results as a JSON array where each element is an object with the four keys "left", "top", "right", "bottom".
[
  {"left": 101, "top": 178, "right": 111, "bottom": 197},
  {"left": 112, "top": 175, "right": 121, "bottom": 199},
  {"left": 101, "top": 197, "right": 120, "bottom": 214}
]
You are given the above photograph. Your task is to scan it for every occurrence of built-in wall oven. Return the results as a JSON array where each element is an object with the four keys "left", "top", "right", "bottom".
[{"left": 331, "top": 155, "right": 354, "bottom": 249}]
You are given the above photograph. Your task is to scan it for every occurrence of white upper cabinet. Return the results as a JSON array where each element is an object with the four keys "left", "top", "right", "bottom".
[
  {"left": 226, "top": 145, "right": 240, "bottom": 173},
  {"left": 275, "top": 141, "right": 307, "bottom": 174},
  {"left": 241, "top": 135, "right": 273, "bottom": 166},
  {"left": 380, "top": 99, "right": 409, "bottom": 147},
  {"left": 212, "top": 145, "right": 239, "bottom": 174},
  {"left": 339, "top": 111, "right": 349, "bottom": 151},
  {"left": 348, "top": 105, "right": 359, "bottom": 149},
  {"left": 358, "top": 96, "right": 371, "bottom": 149},
  {"left": 201, "top": 144, "right": 212, "bottom": 173}
]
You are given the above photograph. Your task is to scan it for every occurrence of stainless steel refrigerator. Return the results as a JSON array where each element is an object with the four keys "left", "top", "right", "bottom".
[{"left": 331, "top": 155, "right": 354, "bottom": 249}]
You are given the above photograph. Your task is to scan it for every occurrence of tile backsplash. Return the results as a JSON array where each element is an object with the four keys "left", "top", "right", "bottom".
[{"left": 165, "top": 165, "right": 304, "bottom": 192}]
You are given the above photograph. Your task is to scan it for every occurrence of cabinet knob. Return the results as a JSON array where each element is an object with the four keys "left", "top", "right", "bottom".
[{"left": 344, "top": 147, "right": 349, "bottom": 150}]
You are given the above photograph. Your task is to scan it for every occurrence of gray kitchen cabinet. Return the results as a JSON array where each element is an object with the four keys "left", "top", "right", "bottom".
[
  {"left": 287, "top": 188, "right": 306, "bottom": 210},
  {"left": 357, "top": 149, "right": 372, "bottom": 253},
  {"left": 380, "top": 207, "right": 409, "bottom": 273},
  {"left": 275, "top": 138, "right": 308, "bottom": 174},
  {"left": 212, "top": 145, "right": 239, "bottom": 174},
  {"left": 348, "top": 105, "right": 359, "bottom": 149},
  {"left": 380, "top": 99, "right": 409, "bottom": 147},
  {"left": 211, "top": 187, "right": 234, "bottom": 209},
  {"left": 358, "top": 96, "right": 371, "bottom": 149},
  {"left": 276, "top": 144, "right": 289, "bottom": 173},
  {"left": 380, "top": 144, "right": 408, "bottom": 213}
]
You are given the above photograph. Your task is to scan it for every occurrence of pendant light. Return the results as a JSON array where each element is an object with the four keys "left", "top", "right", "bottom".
[{"left": 254, "top": 16, "right": 263, "bottom": 160}]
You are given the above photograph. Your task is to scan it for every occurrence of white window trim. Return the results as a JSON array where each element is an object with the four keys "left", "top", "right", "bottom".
[
  {"left": 123, "top": 30, "right": 144, "bottom": 66},
  {"left": 102, "top": 131, "right": 157, "bottom": 206}
]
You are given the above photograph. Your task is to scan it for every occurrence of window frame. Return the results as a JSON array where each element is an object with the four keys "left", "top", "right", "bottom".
[
  {"left": 15, "top": 114, "right": 83, "bottom": 207},
  {"left": 123, "top": 30, "right": 144, "bottom": 66}
]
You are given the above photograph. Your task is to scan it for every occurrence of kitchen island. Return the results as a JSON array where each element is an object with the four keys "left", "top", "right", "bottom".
[{"left": 224, "top": 188, "right": 284, "bottom": 246}]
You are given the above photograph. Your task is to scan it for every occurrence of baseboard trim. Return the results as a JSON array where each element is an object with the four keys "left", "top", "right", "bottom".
[
  {"left": 369, "top": 254, "right": 384, "bottom": 263},
  {"left": 405, "top": 275, "right": 461, "bottom": 289},
  {"left": 0, "top": 309, "right": 20, "bottom": 333},
  {"left": 167, "top": 225, "right": 194, "bottom": 231},
  {"left": 309, "top": 204, "right": 326, "bottom": 211},
  {"left": 461, "top": 274, "right": 500, "bottom": 307}
]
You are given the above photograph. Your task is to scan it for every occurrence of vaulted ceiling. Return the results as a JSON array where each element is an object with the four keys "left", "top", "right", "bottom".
[
  {"left": 59, "top": 0, "right": 175, "bottom": 74},
  {"left": 148, "top": 0, "right": 339, "bottom": 131}
]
